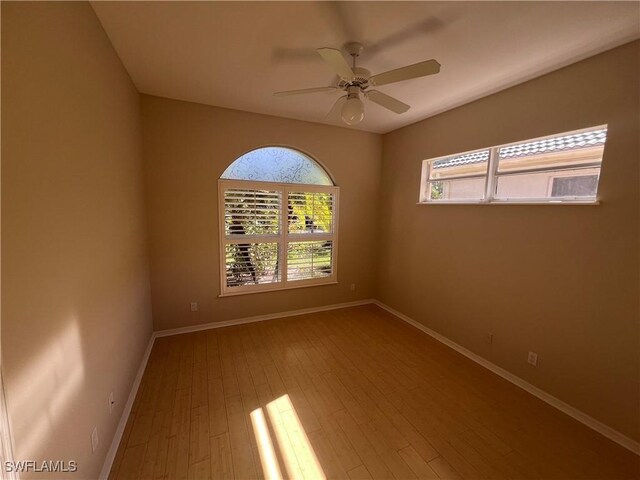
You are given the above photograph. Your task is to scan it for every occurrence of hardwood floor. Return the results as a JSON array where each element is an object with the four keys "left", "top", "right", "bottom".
[{"left": 109, "top": 305, "right": 639, "bottom": 480}]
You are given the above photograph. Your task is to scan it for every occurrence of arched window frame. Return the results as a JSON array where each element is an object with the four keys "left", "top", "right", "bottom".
[{"left": 218, "top": 147, "right": 339, "bottom": 296}]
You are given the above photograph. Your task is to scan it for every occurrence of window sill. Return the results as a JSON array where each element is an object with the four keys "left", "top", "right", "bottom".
[
  {"left": 219, "top": 280, "right": 338, "bottom": 297},
  {"left": 417, "top": 200, "right": 600, "bottom": 206}
]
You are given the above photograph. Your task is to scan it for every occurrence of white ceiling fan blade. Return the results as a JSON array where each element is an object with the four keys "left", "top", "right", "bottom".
[
  {"left": 369, "top": 59, "right": 441, "bottom": 86},
  {"left": 366, "top": 90, "right": 410, "bottom": 114},
  {"left": 326, "top": 95, "right": 347, "bottom": 121},
  {"left": 317, "top": 48, "right": 355, "bottom": 81},
  {"left": 274, "top": 86, "right": 338, "bottom": 97}
]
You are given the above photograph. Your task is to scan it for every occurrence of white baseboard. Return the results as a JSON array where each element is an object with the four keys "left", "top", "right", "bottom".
[
  {"left": 99, "top": 333, "right": 156, "bottom": 480},
  {"left": 154, "top": 299, "right": 375, "bottom": 338},
  {"left": 372, "top": 300, "right": 640, "bottom": 456}
]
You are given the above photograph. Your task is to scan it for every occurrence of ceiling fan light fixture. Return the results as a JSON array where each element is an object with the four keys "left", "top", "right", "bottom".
[
  {"left": 341, "top": 89, "right": 364, "bottom": 125},
  {"left": 274, "top": 44, "right": 441, "bottom": 126}
]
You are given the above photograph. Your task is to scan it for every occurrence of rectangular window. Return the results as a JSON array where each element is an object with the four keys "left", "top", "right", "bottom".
[
  {"left": 219, "top": 180, "right": 339, "bottom": 296},
  {"left": 420, "top": 125, "right": 607, "bottom": 204},
  {"left": 422, "top": 149, "right": 489, "bottom": 202}
]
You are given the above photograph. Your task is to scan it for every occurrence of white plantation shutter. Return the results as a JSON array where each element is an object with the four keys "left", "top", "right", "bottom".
[
  {"left": 219, "top": 180, "right": 338, "bottom": 295},
  {"left": 224, "top": 242, "right": 280, "bottom": 287},
  {"left": 287, "top": 241, "right": 334, "bottom": 281},
  {"left": 287, "top": 190, "right": 335, "bottom": 282},
  {"left": 224, "top": 188, "right": 281, "bottom": 237},
  {"left": 287, "top": 191, "right": 335, "bottom": 234}
]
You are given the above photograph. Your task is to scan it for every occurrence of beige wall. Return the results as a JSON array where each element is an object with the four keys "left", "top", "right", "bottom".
[
  {"left": 141, "top": 95, "right": 381, "bottom": 331},
  {"left": 379, "top": 41, "right": 640, "bottom": 441},
  {"left": 1, "top": 3, "right": 153, "bottom": 478}
]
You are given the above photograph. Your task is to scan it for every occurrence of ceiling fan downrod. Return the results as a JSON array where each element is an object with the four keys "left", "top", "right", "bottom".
[{"left": 345, "top": 41, "right": 364, "bottom": 69}]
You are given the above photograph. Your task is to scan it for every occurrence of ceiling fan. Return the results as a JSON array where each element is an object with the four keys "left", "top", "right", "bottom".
[{"left": 274, "top": 42, "right": 441, "bottom": 126}]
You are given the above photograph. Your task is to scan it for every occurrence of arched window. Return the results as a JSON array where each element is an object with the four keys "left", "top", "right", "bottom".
[
  {"left": 221, "top": 146, "right": 333, "bottom": 185},
  {"left": 219, "top": 147, "right": 339, "bottom": 295}
]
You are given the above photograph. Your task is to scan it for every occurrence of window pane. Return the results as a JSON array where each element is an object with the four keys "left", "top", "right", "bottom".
[
  {"left": 551, "top": 175, "right": 599, "bottom": 197},
  {"left": 287, "top": 241, "right": 333, "bottom": 281},
  {"left": 221, "top": 147, "right": 333, "bottom": 185},
  {"left": 495, "top": 168, "right": 600, "bottom": 199},
  {"left": 225, "top": 243, "right": 280, "bottom": 287},
  {"left": 427, "top": 178, "right": 486, "bottom": 201},
  {"left": 224, "top": 188, "right": 281, "bottom": 236},
  {"left": 497, "top": 128, "right": 606, "bottom": 174},
  {"left": 288, "top": 191, "right": 334, "bottom": 234},
  {"left": 429, "top": 150, "right": 489, "bottom": 180}
]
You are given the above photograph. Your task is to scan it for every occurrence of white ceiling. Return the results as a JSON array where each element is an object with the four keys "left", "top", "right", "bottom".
[{"left": 92, "top": 1, "right": 640, "bottom": 134}]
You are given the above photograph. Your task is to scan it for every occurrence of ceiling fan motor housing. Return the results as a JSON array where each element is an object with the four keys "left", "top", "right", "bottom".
[
  {"left": 339, "top": 67, "right": 371, "bottom": 90},
  {"left": 352, "top": 67, "right": 371, "bottom": 84}
]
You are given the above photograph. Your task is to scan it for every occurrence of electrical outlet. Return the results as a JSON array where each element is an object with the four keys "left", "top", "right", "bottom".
[
  {"left": 190, "top": 302, "right": 198, "bottom": 312},
  {"left": 528, "top": 351, "right": 538, "bottom": 366},
  {"left": 109, "top": 391, "right": 115, "bottom": 415},
  {"left": 91, "top": 427, "right": 99, "bottom": 453},
  {"left": 350, "top": 283, "right": 356, "bottom": 291},
  {"left": 484, "top": 334, "right": 493, "bottom": 344}
]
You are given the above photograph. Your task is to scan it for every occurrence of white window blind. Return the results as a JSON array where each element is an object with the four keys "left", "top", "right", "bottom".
[{"left": 219, "top": 180, "right": 339, "bottom": 295}]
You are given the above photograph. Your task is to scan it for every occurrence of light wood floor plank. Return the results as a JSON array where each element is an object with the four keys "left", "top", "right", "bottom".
[
  {"left": 210, "top": 432, "right": 235, "bottom": 480},
  {"left": 188, "top": 458, "right": 211, "bottom": 480},
  {"left": 347, "top": 464, "right": 373, "bottom": 480},
  {"left": 165, "top": 388, "right": 192, "bottom": 480},
  {"left": 429, "top": 456, "right": 463, "bottom": 480},
  {"left": 115, "top": 443, "right": 146, "bottom": 480},
  {"left": 226, "top": 392, "right": 258, "bottom": 480},
  {"left": 398, "top": 445, "right": 439, "bottom": 480}
]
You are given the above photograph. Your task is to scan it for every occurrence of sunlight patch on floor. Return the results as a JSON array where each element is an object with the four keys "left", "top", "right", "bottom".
[
  {"left": 252, "top": 394, "right": 326, "bottom": 480},
  {"left": 250, "top": 407, "right": 283, "bottom": 480}
]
